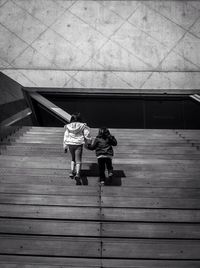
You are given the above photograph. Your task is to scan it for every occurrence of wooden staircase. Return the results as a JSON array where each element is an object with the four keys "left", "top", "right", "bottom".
[{"left": 0, "top": 126, "right": 200, "bottom": 267}]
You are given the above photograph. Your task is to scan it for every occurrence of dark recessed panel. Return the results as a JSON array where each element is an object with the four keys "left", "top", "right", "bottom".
[{"left": 36, "top": 93, "right": 200, "bottom": 129}]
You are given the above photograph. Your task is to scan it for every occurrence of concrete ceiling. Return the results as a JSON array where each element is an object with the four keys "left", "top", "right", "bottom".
[{"left": 0, "top": 0, "right": 200, "bottom": 92}]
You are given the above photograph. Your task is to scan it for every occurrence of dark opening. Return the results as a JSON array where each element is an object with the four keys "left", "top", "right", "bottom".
[{"left": 34, "top": 93, "right": 200, "bottom": 129}]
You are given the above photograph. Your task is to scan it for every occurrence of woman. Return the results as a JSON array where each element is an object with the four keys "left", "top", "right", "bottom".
[{"left": 63, "top": 113, "right": 91, "bottom": 184}]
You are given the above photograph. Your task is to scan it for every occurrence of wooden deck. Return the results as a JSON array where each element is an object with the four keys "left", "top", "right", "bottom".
[{"left": 0, "top": 127, "right": 200, "bottom": 267}]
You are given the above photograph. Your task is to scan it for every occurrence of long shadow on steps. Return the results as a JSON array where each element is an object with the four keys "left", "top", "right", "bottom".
[{"left": 81, "top": 163, "right": 125, "bottom": 186}]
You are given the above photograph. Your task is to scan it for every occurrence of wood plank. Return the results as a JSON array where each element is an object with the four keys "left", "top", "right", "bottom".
[
  {"left": 118, "top": 170, "right": 200, "bottom": 178},
  {"left": 102, "top": 208, "right": 200, "bottom": 222},
  {"left": 102, "top": 238, "right": 200, "bottom": 259},
  {"left": 1, "top": 167, "right": 199, "bottom": 178},
  {"left": 0, "top": 194, "right": 99, "bottom": 207},
  {"left": 12, "top": 133, "right": 190, "bottom": 139},
  {"left": 0, "top": 204, "right": 100, "bottom": 220},
  {"left": 21, "top": 132, "right": 197, "bottom": 137},
  {"left": 0, "top": 174, "right": 99, "bottom": 186},
  {"left": 101, "top": 187, "right": 200, "bottom": 198},
  {"left": 119, "top": 178, "right": 200, "bottom": 188},
  {"left": 0, "top": 184, "right": 99, "bottom": 196},
  {"left": 0, "top": 264, "right": 98, "bottom": 268},
  {"left": 101, "top": 196, "right": 200, "bottom": 208},
  {"left": 17, "top": 137, "right": 190, "bottom": 143},
  {"left": 0, "top": 235, "right": 101, "bottom": 257},
  {"left": 4, "top": 150, "right": 200, "bottom": 160},
  {"left": 0, "top": 219, "right": 100, "bottom": 237},
  {"left": 102, "top": 222, "right": 200, "bottom": 238},
  {"left": 23, "top": 131, "right": 182, "bottom": 135},
  {"left": 0, "top": 255, "right": 101, "bottom": 267},
  {"left": 1, "top": 156, "right": 200, "bottom": 171},
  {"left": 14, "top": 133, "right": 190, "bottom": 139},
  {"left": 5, "top": 145, "right": 200, "bottom": 154},
  {"left": 1, "top": 175, "right": 200, "bottom": 188},
  {"left": 102, "top": 259, "right": 200, "bottom": 268},
  {"left": 13, "top": 140, "right": 192, "bottom": 145},
  {"left": 5, "top": 143, "right": 194, "bottom": 149},
  {"left": 0, "top": 167, "right": 70, "bottom": 176}
]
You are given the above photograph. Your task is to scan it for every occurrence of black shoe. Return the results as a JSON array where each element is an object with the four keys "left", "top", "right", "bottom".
[
  {"left": 99, "top": 178, "right": 105, "bottom": 186},
  {"left": 75, "top": 175, "right": 82, "bottom": 185},
  {"left": 108, "top": 171, "right": 113, "bottom": 177},
  {"left": 69, "top": 171, "right": 76, "bottom": 179}
]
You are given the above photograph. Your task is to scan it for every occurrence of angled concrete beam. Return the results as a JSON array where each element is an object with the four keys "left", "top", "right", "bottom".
[
  {"left": 29, "top": 92, "right": 71, "bottom": 123},
  {"left": 0, "top": 108, "right": 32, "bottom": 127},
  {"left": 190, "top": 94, "right": 200, "bottom": 103}
]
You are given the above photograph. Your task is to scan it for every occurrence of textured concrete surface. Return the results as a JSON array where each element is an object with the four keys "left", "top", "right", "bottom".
[{"left": 0, "top": 0, "right": 200, "bottom": 92}]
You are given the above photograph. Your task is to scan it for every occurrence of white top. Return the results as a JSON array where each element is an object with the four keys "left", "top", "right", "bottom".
[{"left": 63, "top": 122, "right": 91, "bottom": 147}]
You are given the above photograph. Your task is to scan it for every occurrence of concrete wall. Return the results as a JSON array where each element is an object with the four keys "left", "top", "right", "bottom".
[
  {"left": 0, "top": 0, "right": 200, "bottom": 93},
  {"left": 0, "top": 72, "right": 27, "bottom": 123}
]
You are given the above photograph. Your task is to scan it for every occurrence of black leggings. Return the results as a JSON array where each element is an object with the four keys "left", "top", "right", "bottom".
[{"left": 98, "top": 157, "right": 113, "bottom": 179}]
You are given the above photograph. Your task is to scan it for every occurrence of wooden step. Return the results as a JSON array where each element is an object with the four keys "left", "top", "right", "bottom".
[
  {"left": 1, "top": 184, "right": 199, "bottom": 198},
  {"left": 101, "top": 222, "right": 200, "bottom": 239},
  {"left": 1, "top": 174, "right": 199, "bottom": 188},
  {"left": 1, "top": 219, "right": 199, "bottom": 239},
  {"left": 1, "top": 167, "right": 199, "bottom": 178},
  {"left": 0, "top": 255, "right": 100, "bottom": 267},
  {"left": 0, "top": 219, "right": 100, "bottom": 237},
  {"left": 101, "top": 196, "right": 200, "bottom": 209},
  {"left": 0, "top": 193, "right": 99, "bottom": 207},
  {"left": 14, "top": 137, "right": 191, "bottom": 144},
  {"left": 1, "top": 204, "right": 199, "bottom": 222},
  {"left": 3, "top": 150, "right": 200, "bottom": 160},
  {"left": 101, "top": 186, "right": 200, "bottom": 198},
  {"left": 0, "top": 183, "right": 99, "bottom": 196},
  {"left": 1, "top": 156, "right": 200, "bottom": 171},
  {"left": 0, "top": 255, "right": 199, "bottom": 268},
  {"left": 0, "top": 174, "right": 99, "bottom": 186},
  {"left": 102, "top": 259, "right": 200, "bottom": 268},
  {"left": 4, "top": 145, "right": 200, "bottom": 154},
  {"left": 21, "top": 135, "right": 189, "bottom": 141},
  {"left": 1, "top": 126, "right": 200, "bottom": 266},
  {"left": 101, "top": 208, "right": 200, "bottom": 222},
  {"left": 0, "top": 204, "right": 99, "bottom": 220},
  {"left": 0, "top": 235, "right": 101, "bottom": 258},
  {"left": 102, "top": 238, "right": 200, "bottom": 259}
]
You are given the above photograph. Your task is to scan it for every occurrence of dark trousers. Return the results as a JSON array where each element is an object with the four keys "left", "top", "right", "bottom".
[{"left": 98, "top": 157, "right": 113, "bottom": 180}]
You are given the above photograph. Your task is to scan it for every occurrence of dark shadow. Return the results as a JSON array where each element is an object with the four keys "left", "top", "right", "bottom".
[
  {"left": 80, "top": 175, "right": 88, "bottom": 186},
  {"left": 105, "top": 171, "right": 125, "bottom": 186},
  {"left": 82, "top": 163, "right": 99, "bottom": 177},
  {"left": 81, "top": 163, "right": 126, "bottom": 186}
]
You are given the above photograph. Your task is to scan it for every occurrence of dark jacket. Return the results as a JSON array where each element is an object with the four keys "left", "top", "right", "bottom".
[{"left": 87, "top": 135, "right": 117, "bottom": 157}]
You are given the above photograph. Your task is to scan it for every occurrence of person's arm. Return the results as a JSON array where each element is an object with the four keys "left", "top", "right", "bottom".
[
  {"left": 86, "top": 138, "right": 98, "bottom": 150},
  {"left": 63, "top": 127, "right": 69, "bottom": 151},
  {"left": 108, "top": 135, "right": 117, "bottom": 146},
  {"left": 83, "top": 126, "right": 92, "bottom": 144}
]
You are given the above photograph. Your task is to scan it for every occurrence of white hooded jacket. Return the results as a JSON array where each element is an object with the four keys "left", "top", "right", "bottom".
[{"left": 63, "top": 122, "right": 91, "bottom": 147}]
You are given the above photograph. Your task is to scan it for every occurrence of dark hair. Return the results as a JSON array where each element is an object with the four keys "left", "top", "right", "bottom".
[
  {"left": 97, "top": 127, "right": 110, "bottom": 139},
  {"left": 70, "top": 113, "right": 82, "bottom": 123}
]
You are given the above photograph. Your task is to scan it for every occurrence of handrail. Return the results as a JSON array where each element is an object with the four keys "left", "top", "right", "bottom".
[
  {"left": 0, "top": 108, "right": 32, "bottom": 127},
  {"left": 190, "top": 94, "right": 200, "bottom": 103},
  {"left": 29, "top": 92, "right": 71, "bottom": 123}
]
